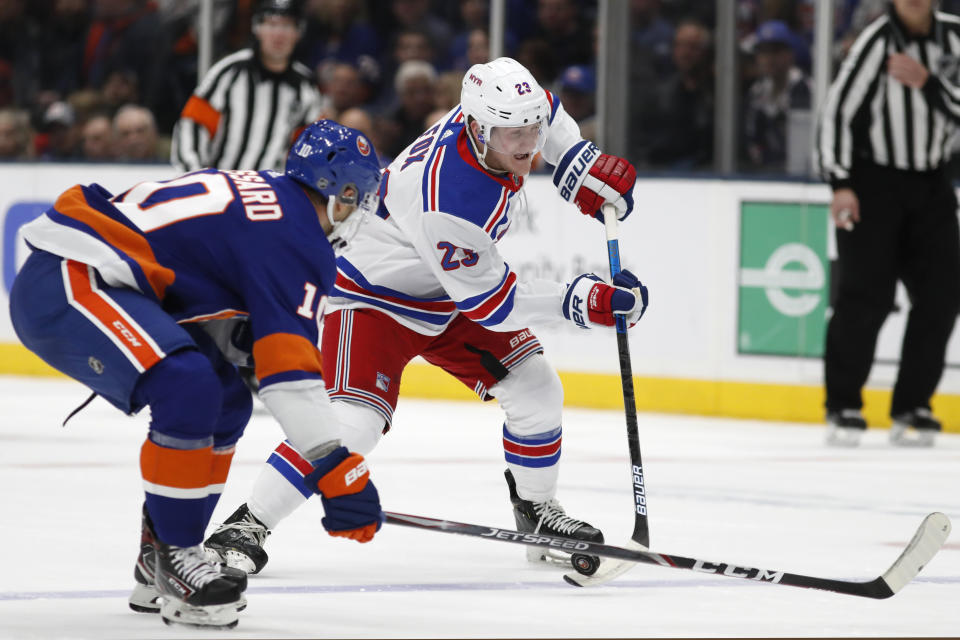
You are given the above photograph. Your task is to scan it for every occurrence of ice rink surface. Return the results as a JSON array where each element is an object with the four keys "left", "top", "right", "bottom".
[{"left": 1, "top": 374, "right": 958, "bottom": 639}]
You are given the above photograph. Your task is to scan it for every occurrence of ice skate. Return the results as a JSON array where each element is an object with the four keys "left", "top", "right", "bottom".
[
  {"left": 504, "top": 469, "right": 603, "bottom": 570},
  {"left": 129, "top": 505, "right": 247, "bottom": 614},
  {"left": 154, "top": 541, "right": 243, "bottom": 629},
  {"left": 890, "top": 409, "right": 941, "bottom": 447},
  {"left": 826, "top": 409, "right": 867, "bottom": 447},
  {"left": 204, "top": 503, "right": 270, "bottom": 574}
]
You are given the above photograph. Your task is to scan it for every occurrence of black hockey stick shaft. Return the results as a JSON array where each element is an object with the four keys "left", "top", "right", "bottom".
[
  {"left": 602, "top": 204, "right": 649, "bottom": 547},
  {"left": 385, "top": 511, "right": 951, "bottom": 599}
]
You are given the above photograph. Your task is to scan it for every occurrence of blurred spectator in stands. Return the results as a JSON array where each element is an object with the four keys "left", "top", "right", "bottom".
[
  {"left": 382, "top": 60, "right": 437, "bottom": 159},
  {"left": 319, "top": 62, "right": 375, "bottom": 120},
  {"left": 632, "top": 0, "right": 674, "bottom": 78},
  {"left": 0, "top": 107, "right": 32, "bottom": 159},
  {"left": 393, "top": 26, "right": 436, "bottom": 68},
  {"left": 743, "top": 19, "right": 811, "bottom": 172},
  {"left": 635, "top": 18, "right": 713, "bottom": 170},
  {"left": 338, "top": 106, "right": 392, "bottom": 167},
  {"left": 423, "top": 71, "right": 464, "bottom": 130},
  {"left": 557, "top": 64, "right": 596, "bottom": 142},
  {"left": 83, "top": 0, "right": 172, "bottom": 131},
  {"left": 0, "top": 0, "right": 40, "bottom": 107},
  {"left": 385, "top": 0, "right": 452, "bottom": 67},
  {"left": 35, "top": 100, "right": 78, "bottom": 160},
  {"left": 101, "top": 68, "right": 140, "bottom": 115},
  {"left": 534, "top": 0, "right": 593, "bottom": 72},
  {"left": 113, "top": 103, "right": 163, "bottom": 161},
  {"left": 79, "top": 112, "right": 115, "bottom": 161},
  {"left": 36, "top": 0, "right": 90, "bottom": 102},
  {"left": 449, "top": 0, "right": 515, "bottom": 70},
  {"left": 68, "top": 89, "right": 108, "bottom": 125},
  {"left": 515, "top": 38, "right": 558, "bottom": 86},
  {"left": 302, "top": 0, "right": 380, "bottom": 83},
  {"left": 452, "top": 28, "right": 493, "bottom": 72}
]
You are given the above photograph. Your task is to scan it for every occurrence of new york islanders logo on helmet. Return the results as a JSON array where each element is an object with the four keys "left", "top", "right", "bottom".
[{"left": 356, "top": 136, "right": 371, "bottom": 156}]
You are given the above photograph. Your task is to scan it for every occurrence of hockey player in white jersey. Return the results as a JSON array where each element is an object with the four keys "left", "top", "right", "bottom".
[{"left": 205, "top": 57, "right": 648, "bottom": 574}]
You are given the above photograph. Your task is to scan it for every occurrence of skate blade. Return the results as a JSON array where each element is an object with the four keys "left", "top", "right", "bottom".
[
  {"left": 890, "top": 424, "right": 936, "bottom": 447},
  {"left": 160, "top": 599, "right": 239, "bottom": 629},
  {"left": 128, "top": 583, "right": 160, "bottom": 613},
  {"left": 526, "top": 546, "right": 577, "bottom": 568},
  {"left": 825, "top": 425, "right": 863, "bottom": 447},
  {"left": 129, "top": 583, "right": 247, "bottom": 613}
]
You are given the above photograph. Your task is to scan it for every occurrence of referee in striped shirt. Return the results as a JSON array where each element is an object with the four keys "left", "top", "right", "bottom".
[
  {"left": 171, "top": 0, "right": 322, "bottom": 172},
  {"left": 816, "top": 0, "right": 960, "bottom": 447}
]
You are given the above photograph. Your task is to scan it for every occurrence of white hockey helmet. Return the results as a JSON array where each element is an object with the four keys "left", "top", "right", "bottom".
[{"left": 461, "top": 57, "right": 549, "bottom": 156}]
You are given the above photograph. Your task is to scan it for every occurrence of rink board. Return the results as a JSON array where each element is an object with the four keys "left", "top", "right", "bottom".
[{"left": 2, "top": 164, "right": 960, "bottom": 432}]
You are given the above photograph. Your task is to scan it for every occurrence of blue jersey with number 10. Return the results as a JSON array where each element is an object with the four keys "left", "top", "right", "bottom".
[{"left": 20, "top": 168, "right": 333, "bottom": 390}]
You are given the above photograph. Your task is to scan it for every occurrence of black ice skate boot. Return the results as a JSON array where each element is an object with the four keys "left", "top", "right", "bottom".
[
  {"left": 204, "top": 503, "right": 270, "bottom": 574},
  {"left": 504, "top": 469, "right": 603, "bottom": 572},
  {"left": 154, "top": 540, "right": 243, "bottom": 628},
  {"left": 129, "top": 505, "right": 247, "bottom": 614}
]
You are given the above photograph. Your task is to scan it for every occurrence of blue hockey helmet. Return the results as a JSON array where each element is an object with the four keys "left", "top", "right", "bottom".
[{"left": 286, "top": 119, "right": 382, "bottom": 239}]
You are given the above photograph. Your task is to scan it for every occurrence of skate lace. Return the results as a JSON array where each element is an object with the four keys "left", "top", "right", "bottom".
[
  {"left": 170, "top": 545, "right": 222, "bottom": 588},
  {"left": 533, "top": 499, "right": 585, "bottom": 536},
  {"left": 222, "top": 519, "right": 268, "bottom": 545}
]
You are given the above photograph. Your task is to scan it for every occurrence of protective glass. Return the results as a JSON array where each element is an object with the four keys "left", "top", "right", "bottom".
[{"left": 485, "top": 122, "right": 546, "bottom": 156}]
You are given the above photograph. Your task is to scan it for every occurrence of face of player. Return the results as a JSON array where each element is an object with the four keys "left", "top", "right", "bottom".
[
  {"left": 473, "top": 121, "right": 543, "bottom": 176},
  {"left": 256, "top": 15, "right": 300, "bottom": 68}
]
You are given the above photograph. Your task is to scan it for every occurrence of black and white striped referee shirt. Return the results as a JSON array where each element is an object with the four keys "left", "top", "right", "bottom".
[
  {"left": 817, "top": 6, "right": 960, "bottom": 188},
  {"left": 171, "top": 48, "right": 322, "bottom": 172}
]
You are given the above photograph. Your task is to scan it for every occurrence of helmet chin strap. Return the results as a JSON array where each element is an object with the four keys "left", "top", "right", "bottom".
[
  {"left": 325, "top": 196, "right": 343, "bottom": 239},
  {"left": 467, "top": 125, "right": 507, "bottom": 175}
]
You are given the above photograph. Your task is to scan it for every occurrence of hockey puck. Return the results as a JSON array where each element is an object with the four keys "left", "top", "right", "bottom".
[{"left": 571, "top": 553, "right": 600, "bottom": 576}]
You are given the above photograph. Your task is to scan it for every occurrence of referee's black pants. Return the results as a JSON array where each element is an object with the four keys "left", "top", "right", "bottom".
[{"left": 825, "top": 162, "right": 960, "bottom": 416}]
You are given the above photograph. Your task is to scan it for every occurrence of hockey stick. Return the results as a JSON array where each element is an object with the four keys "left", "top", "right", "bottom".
[
  {"left": 563, "top": 202, "right": 650, "bottom": 587},
  {"left": 385, "top": 511, "right": 951, "bottom": 599}
]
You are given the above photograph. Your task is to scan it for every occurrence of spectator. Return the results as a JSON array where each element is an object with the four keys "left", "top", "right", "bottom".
[
  {"left": 301, "top": 0, "right": 380, "bottom": 79},
  {"left": 0, "top": 107, "right": 32, "bottom": 159},
  {"left": 82, "top": 1, "right": 172, "bottom": 127},
  {"left": 79, "top": 112, "right": 115, "bottom": 161},
  {"left": 632, "top": 0, "right": 675, "bottom": 77},
  {"left": 449, "top": 0, "right": 515, "bottom": 70},
  {"left": 385, "top": 0, "right": 452, "bottom": 66},
  {"left": 113, "top": 103, "right": 162, "bottom": 161},
  {"left": 743, "top": 19, "right": 810, "bottom": 172},
  {"left": 515, "top": 38, "right": 558, "bottom": 86},
  {"left": 392, "top": 26, "right": 436, "bottom": 67},
  {"left": 383, "top": 60, "right": 437, "bottom": 158},
  {"left": 337, "top": 106, "right": 391, "bottom": 166},
  {"left": 319, "top": 62, "right": 374, "bottom": 120},
  {"left": 170, "top": 0, "right": 322, "bottom": 171},
  {"left": 557, "top": 64, "right": 596, "bottom": 141},
  {"left": 35, "top": 100, "right": 78, "bottom": 160},
  {"left": 101, "top": 68, "right": 140, "bottom": 115},
  {"left": 638, "top": 18, "right": 714, "bottom": 169},
  {"left": 534, "top": 0, "right": 594, "bottom": 73}
]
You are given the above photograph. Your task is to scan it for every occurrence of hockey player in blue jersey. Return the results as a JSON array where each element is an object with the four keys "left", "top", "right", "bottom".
[
  {"left": 204, "top": 57, "right": 649, "bottom": 577},
  {"left": 8, "top": 120, "right": 385, "bottom": 629}
]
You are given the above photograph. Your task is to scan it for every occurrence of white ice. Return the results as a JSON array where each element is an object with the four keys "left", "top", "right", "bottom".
[{"left": 1, "top": 374, "right": 958, "bottom": 639}]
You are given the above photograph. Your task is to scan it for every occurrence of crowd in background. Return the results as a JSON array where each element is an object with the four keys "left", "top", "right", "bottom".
[{"left": 1, "top": 0, "right": 958, "bottom": 175}]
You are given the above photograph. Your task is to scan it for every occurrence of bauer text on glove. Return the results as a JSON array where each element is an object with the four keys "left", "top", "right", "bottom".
[
  {"left": 303, "top": 446, "right": 385, "bottom": 542},
  {"left": 562, "top": 270, "right": 649, "bottom": 329},
  {"left": 553, "top": 140, "right": 636, "bottom": 222}
]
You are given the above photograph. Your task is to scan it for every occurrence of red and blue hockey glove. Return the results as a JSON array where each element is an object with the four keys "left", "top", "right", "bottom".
[
  {"left": 553, "top": 140, "right": 636, "bottom": 222},
  {"left": 562, "top": 270, "right": 649, "bottom": 329},
  {"left": 303, "top": 446, "right": 385, "bottom": 542}
]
